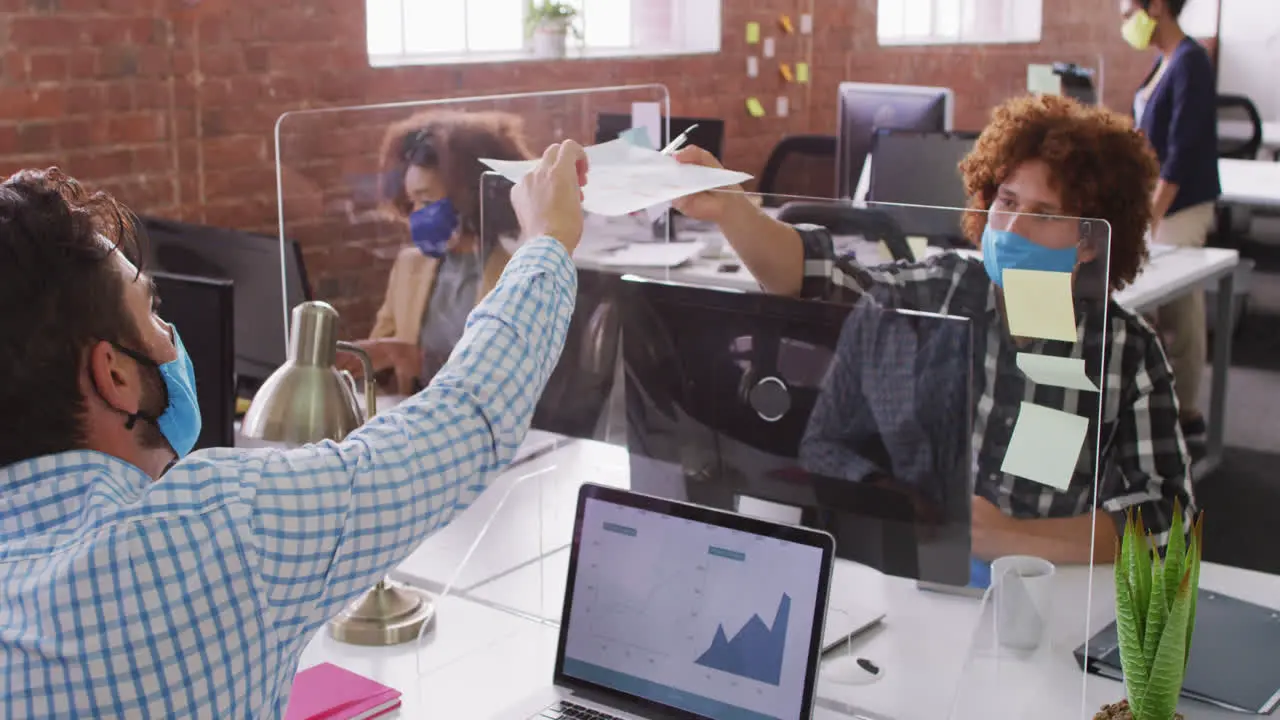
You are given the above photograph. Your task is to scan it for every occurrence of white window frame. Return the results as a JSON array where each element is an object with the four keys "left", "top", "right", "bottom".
[
  {"left": 877, "top": 0, "right": 1043, "bottom": 47},
  {"left": 367, "top": 0, "right": 721, "bottom": 68}
]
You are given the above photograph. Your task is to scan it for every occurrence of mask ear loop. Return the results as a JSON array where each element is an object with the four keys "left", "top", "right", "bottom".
[{"left": 94, "top": 339, "right": 168, "bottom": 432}]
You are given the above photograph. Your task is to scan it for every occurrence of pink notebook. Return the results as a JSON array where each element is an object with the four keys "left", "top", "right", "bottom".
[{"left": 285, "top": 663, "right": 402, "bottom": 720}]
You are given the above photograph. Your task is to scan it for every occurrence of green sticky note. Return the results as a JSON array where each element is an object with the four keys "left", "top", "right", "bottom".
[
  {"left": 746, "top": 22, "right": 760, "bottom": 44},
  {"left": 796, "top": 62, "right": 810, "bottom": 84},
  {"left": 746, "top": 97, "right": 766, "bottom": 118},
  {"left": 1027, "top": 64, "right": 1061, "bottom": 96}
]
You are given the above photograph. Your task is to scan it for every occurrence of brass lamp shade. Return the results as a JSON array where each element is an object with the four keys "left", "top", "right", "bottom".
[{"left": 242, "top": 300, "right": 436, "bottom": 646}]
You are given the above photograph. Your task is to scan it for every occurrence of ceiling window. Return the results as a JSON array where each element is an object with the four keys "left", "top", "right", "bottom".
[{"left": 367, "top": 0, "right": 721, "bottom": 67}]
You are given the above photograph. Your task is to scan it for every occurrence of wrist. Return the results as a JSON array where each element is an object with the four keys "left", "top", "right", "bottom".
[{"left": 717, "top": 193, "right": 765, "bottom": 238}]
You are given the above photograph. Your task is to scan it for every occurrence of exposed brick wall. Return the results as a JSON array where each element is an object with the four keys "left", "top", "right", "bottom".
[{"left": 0, "top": 0, "right": 1217, "bottom": 336}]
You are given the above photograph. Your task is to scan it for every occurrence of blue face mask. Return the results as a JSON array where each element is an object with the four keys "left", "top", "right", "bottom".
[
  {"left": 113, "top": 326, "right": 202, "bottom": 459},
  {"left": 981, "top": 224, "right": 1078, "bottom": 288},
  {"left": 409, "top": 199, "right": 459, "bottom": 258}
]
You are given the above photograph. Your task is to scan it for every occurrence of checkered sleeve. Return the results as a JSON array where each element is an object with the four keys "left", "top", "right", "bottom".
[
  {"left": 1100, "top": 318, "right": 1196, "bottom": 549},
  {"left": 224, "top": 237, "right": 575, "bottom": 627},
  {"left": 794, "top": 225, "right": 973, "bottom": 311}
]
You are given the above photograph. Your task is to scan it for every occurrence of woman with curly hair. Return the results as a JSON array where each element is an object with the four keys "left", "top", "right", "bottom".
[
  {"left": 672, "top": 94, "right": 1193, "bottom": 565},
  {"left": 341, "top": 110, "right": 533, "bottom": 393}
]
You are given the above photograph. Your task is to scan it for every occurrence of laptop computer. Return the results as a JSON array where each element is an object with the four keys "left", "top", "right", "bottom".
[{"left": 501, "top": 483, "right": 836, "bottom": 720}]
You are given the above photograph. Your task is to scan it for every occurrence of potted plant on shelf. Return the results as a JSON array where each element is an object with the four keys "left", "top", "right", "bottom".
[
  {"left": 1095, "top": 501, "right": 1203, "bottom": 720},
  {"left": 526, "top": 0, "right": 581, "bottom": 60}
]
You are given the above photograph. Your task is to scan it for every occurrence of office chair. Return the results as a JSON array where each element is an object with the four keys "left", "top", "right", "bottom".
[
  {"left": 1216, "top": 94, "right": 1263, "bottom": 160},
  {"left": 776, "top": 202, "right": 917, "bottom": 262},
  {"left": 758, "top": 135, "right": 838, "bottom": 207}
]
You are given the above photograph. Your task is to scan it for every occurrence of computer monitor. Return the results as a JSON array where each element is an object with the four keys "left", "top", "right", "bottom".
[
  {"left": 152, "top": 271, "right": 236, "bottom": 451},
  {"left": 620, "top": 276, "right": 974, "bottom": 585},
  {"left": 1053, "top": 63, "right": 1098, "bottom": 106},
  {"left": 835, "top": 83, "right": 954, "bottom": 200},
  {"left": 867, "top": 129, "right": 978, "bottom": 243},
  {"left": 140, "top": 217, "right": 313, "bottom": 389},
  {"left": 594, "top": 113, "right": 726, "bottom": 161}
]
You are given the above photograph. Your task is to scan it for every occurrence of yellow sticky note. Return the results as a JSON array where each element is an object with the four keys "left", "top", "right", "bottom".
[
  {"left": 779, "top": 14, "right": 794, "bottom": 33},
  {"left": 906, "top": 236, "right": 929, "bottom": 262},
  {"left": 1002, "top": 269, "right": 1078, "bottom": 342},
  {"left": 1027, "top": 64, "right": 1062, "bottom": 96},
  {"left": 746, "top": 22, "right": 760, "bottom": 44},
  {"left": 1015, "top": 353, "right": 1099, "bottom": 392},
  {"left": 1001, "top": 402, "right": 1089, "bottom": 491},
  {"left": 746, "top": 97, "right": 766, "bottom": 117},
  {"left": 779, "top": 64, "right": 793, "bottom": 82},
  {"left": 796, "top": 62, "right": 810, "bottom": 84}
]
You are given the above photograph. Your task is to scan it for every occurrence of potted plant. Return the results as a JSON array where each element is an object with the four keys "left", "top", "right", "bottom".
[
  {"left": 1095, "top": 502, "right": 1202, "bottom": 720},
  {"left": 525, "top": 0, "right": 581, "bottom": 59}
]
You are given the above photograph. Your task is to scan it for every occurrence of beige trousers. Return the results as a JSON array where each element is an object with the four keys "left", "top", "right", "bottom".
[{"left": 1154, "top": 201, "right": 1216, "bottom": 416}]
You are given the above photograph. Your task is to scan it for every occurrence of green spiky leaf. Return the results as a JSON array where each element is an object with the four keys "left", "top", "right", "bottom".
[
  {"left": 1163, "top": 498, "right": 1186, "bottom": 601},
  {"left": 1135, "top": 567, "right": 1194, "bottom": 720},
  {"left": 1184, "top": 512, "right": 1204, "bottom": 671},
  {"left": 1115, "top": 552, "right": 1148, "bottom": 715},
  {"left": 1125, "top": 510, "right": 1152, "bottom": 640},
  {"left": 1140, "top": 532, "right": 1169, "bottom": 697}
]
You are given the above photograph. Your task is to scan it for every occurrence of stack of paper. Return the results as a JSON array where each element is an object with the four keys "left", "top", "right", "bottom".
[{"left": 481, "top": 139, "right": 753, "bottom": 217}]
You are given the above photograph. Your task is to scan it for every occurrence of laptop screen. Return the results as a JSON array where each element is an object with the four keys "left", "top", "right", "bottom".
[{"left": 560, "top": 495, "right": 825, "bottom": 720}]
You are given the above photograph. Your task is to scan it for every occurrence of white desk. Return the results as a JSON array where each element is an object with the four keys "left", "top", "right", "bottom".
[{"left": 1219, "top": 158, "right": 1280, "bottom": 208}]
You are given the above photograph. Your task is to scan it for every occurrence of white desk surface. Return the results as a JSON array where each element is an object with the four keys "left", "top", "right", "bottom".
[{"left": 1220, "top": 157, "right": 1280, "bottom": 207}]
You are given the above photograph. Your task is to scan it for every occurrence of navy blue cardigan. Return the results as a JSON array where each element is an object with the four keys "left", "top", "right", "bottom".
[{"left": 1136, "top": 37, "right": 1221, "bottom": 216}]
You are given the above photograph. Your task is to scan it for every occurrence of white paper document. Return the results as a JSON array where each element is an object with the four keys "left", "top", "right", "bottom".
[
  {"left": 1000, "top": 402, "right": 1089, "bottom": 492},
  {"left": 1002, "top": 269, "right": 1078, "bottom": 343},
  {"left": 481, "top": 139, "right": 753, "bottom": 217},
  {"left": 1016, "top": 353, "right": 1099, "bottom": 392},
  {"left": 593, "top": 240, "right": 705, "bottom": 268}
]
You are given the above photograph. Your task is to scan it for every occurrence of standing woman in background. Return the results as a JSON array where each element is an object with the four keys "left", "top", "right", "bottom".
[
  {"left": 1123, "top": 0, "right": 1221, "bottom": 452},
  {"left": 341, "top": 110, "right": 533, "bottom": 393}
]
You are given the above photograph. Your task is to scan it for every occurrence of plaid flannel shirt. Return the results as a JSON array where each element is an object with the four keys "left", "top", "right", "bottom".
[{"left": 0, "top": 238, "right": 576, "bottom": 718}]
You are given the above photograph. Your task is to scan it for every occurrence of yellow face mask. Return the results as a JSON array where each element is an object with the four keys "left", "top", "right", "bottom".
[{"left": 1122, "top": 9, "right": 1158, "bottom": 50}]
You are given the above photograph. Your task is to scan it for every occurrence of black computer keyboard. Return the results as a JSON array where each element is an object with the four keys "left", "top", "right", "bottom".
[{"left": 535, "top": 699, "right": 627, "bottom": 720}]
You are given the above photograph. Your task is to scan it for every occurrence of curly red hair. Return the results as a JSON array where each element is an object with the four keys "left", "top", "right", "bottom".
[{"left": 959, "top": 95, "right": 1160, "bottom": 291}]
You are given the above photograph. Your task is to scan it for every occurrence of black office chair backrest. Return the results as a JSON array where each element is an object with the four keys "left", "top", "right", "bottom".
[
  {"left": 758, "top": 134, "right": 837, "bottom": 207},
  {"left": 776, "top": 202, "right": 916, "bottom": 262},
  {"left": 1216, "top": 94, "right": 1263, "bottom": 160}
]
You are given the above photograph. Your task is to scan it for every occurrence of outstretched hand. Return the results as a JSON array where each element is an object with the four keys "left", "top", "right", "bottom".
[{"left": 511, "top": 140, "right": 589, "bottom": 254}]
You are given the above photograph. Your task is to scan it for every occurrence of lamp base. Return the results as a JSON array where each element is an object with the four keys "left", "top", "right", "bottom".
[{"left": 327, "top": 579, "right": 436, "bottom": 646}]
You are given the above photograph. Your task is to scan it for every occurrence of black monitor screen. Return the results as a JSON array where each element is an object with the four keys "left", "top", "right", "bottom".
[
  {"left": 836, "top": 83, "right": 952, "bottom": 200},
  {"left": 621, "top": 277, "right": 975, "bottom": 584},
  {"left": 595, "top": 113, "right": 726, "bottom": 161},
  {"left": 141, "top": 217, "right": 312, "bottom": 387},
  {"left": 867, "top": 129, "right": 977, "bottom": 242},
  {"left": 152, "top": 272, "right": 236, "bottom": 451}
]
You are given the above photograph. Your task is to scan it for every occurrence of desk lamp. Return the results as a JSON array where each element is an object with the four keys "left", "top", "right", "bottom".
[{"left": 242, "top": 300, "right": 436, "bottom": 646}]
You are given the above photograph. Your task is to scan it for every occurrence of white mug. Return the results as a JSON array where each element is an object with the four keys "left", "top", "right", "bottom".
[{"left": 991, "top": 555, "right": 1056, "bottom": 651}]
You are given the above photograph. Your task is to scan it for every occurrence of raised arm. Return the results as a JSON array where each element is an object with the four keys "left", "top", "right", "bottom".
[{"left": 206, "top": 141, "right": 590, "bottom": 630}]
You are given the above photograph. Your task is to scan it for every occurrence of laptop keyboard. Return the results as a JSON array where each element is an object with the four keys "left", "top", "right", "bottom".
[{"left": 533, "top": 700, "right": 626, "bottom": 720}]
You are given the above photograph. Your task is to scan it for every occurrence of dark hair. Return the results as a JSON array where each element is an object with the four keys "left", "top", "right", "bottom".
[
  {"left": 377, "top": 110, "right": 533, "bottom": 240},
  {"left": 1141, "top": 0, "right": 1187, "bottom": 18},
  {"left": 959, "top": 94, "right": 1160, "bottom": 291},
  {"left": 0, "top": 168, "right": 146, "bottom": 467}
]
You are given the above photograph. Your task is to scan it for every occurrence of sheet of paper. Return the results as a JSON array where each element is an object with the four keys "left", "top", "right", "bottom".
[
  {"left": 630, "top": 102, "right": 662, "bottom": 151},
  {"left": 1027, "top": 64, "right": 1062, "bottom": 96},
  {"left": 746, "top": 97, "right": 766, "bottom": 118},
  {"left": 480, "top": 139, "right": 754, "bottom": 217},
  {"left": 906, "top": 236, "right": 928, "bottom": 261},
  {"left": 779, "top": 63, "right": 793, "bottom": 82},
  {"left": 796, "top": 62, "right": 810, "bottom": 84},
  {"left": 776, "top": 96, "right": 789, "bottom": 117},
  {"left": 595, "top": 241, "right": 705, "bottom": 268},
  {"left": 747, "top": 55, "right": 759, "bottom": 78},
  {"left": 799, "top": 13, "right": 813, "bottom": 34},
  {"left": 763, "top": 37, "right": 776, "bottom": 58},
  {"left": 746, "top": 22, "right": 760, "bottom": 44},
  {"left": 778, "top": 14, "right": 794, "bottom": 33},
  {"left": 1016, "top": 353, "right": 1099, "bottom": 392},
  {"left": 1000, "top": 402, "right": 1089, "bottom": 492},
  {"left": 1002, "top": 269, "right": 1078, "bottom": 343}
]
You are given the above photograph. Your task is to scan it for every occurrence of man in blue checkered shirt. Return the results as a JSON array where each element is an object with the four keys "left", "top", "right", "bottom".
[{"left": 0, "top": 141, "right": 589, "bottom": 717}]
